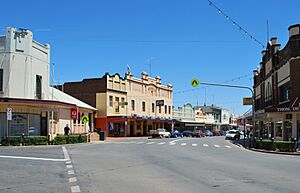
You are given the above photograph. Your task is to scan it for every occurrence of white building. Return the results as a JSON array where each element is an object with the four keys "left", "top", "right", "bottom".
[{"left": 0, "top": 28, "right": 96, "bottom": 140}]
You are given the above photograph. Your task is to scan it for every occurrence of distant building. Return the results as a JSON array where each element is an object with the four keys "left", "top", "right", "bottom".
[
  {"left": 253, "top": 24, "right": 300, "bottom": 141},
  {"left": 0, "top": 28, "right": 95, "bottom": 140},
  {"left": 61, "top": 71, "right": 173, "bottom": 136}
]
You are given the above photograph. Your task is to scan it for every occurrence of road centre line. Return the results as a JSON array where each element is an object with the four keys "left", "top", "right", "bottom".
[
  {"left": 0, "top": 155, "right": 69, "bottom": 162},
  {"left": 71, "top": 185, "right": 81, "bottom": 193}
]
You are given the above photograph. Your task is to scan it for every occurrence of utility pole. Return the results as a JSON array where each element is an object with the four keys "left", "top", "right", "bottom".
[{"left": 51, "top": 63, "right": 54, "bottom": 142}]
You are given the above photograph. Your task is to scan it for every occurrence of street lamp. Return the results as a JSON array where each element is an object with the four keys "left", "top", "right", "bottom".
[{"left": 197, "top": 81, "right": 255, "bottom": 148}]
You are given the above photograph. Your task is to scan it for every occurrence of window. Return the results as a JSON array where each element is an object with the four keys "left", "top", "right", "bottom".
[
  {"left": 152, "top": 103, "right": 155, "bottom": 113},
  {"left": 0, "top": 69, "right": 3, "bottom": 92},
  {"left": 142, "top": 101, "right": 146, "bottom": 112},
  {"left": 164, "top": 105, "right": 167, "bottom": 114},
  {"left": 109, "top": 96, "right": 113, "bottom": 107},
  {"left": 115, "top": 97, "right": 120, "bottom": 113},
  {"left": 280, "top": 83, "right": 289, "bottom": 102},
  {"left": 131, "top": 100, "right": 135, "bottom": 111},
  {"left": 36, "top": 75, "right": 42, "bottom": 99},
  {"left": 121, "top": 97, "right": 125, "bottom": 108},
  {"left": 168, "top": 106, "right": 171, "bottom": 114}
]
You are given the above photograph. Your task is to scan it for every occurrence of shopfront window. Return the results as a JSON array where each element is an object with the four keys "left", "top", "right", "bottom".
[
  {"left": 109, "top": 122, "right": 125, "bottom": 135},
  {"left": 275, "top": 122, "right": 283, "bottom": 140}
]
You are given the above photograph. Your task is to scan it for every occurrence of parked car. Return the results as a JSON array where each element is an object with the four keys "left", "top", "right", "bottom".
[
  {"left": 225, "top": 130, "right": 240, "bottom": 140},
  {"left": 150, "top": 128, "right": 171, "bottom": 138},
  {"left": 182, "top": 130, "right": 193, "bottom": 137},
  {"left": 212, "top": 131, "right": 221, "bottom": 136},
  {"left": 171, "top": 130, "right": 183, "bottom": 138},
  {"left": 192, "top": 130, "right": 205, "bottom": 137},
  {"left": 204, "top": 130, "right": 213, "bottom": 137}
]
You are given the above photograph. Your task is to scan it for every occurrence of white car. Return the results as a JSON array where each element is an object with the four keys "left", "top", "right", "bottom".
[
  {"left": 225, "top": 130, "right": 240, "bottom": 140},
  {"left": 150, "top": 128, "right": 171, "bottom": 138}
]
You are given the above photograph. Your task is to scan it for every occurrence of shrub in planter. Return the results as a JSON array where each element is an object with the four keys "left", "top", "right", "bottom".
[
  {"left": 53, "top": 134, "right": 87, "bottom": 145},
  {"left": 0, "top": 136, "right": 48, "bottom": 146},
  {"left": 275, "top": 141, "right": 295, "bottom": 152}
]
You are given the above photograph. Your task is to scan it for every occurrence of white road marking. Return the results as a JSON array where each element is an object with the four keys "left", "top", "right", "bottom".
[
  {"left": 169, "top": 143, "right": 176, "bottom": 145},
  {"left": 69, "top": 177, "right": 77, "bottom": 183},
  {"left": 68, "top": 170, "right": 75, "bottom": 175},
  {"left": 62, "top": 146, "right": 70, "bottom": 160},
  {"left": 181, "top": 143, "right": 187, "bottom": 146},
  {"left": 214, "top": 145, "right": 221, "bottom": 148},
  {"left": 136, "top": 142, "right": 145, "bottom": 144},
  {"left": 146, "top": 142, "right": 155, "bottom": 144},
  {"left": 66, "top": 161, "right": 72, "bottom": 164},
  {"left": 66, "top": 165, "right": 73, "bottom": 169},
  {"left": 225, "top": 145, "right": 232, "bottom": 148},
  {"left": 192, "top": 144, "right": 197, "bottom": 147},
  {"left": 158, "top": 142, "right": 166, "bottom": 145},
  {"left": 71, "top": 185, "right": 81, "bottom": 193},
  {"left": 203, "top": 144, "right": 209, "bottom": 147},
  {"left": 0, "top": 155, "right": 68, "bottom": 162}
]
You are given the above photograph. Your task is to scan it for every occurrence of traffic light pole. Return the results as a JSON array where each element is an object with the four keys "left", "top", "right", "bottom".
[{"left": 198, "top": 82, "right": 255, "bottom": 148}]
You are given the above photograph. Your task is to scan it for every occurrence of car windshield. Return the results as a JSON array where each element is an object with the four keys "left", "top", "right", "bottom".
[{"left": 228, "top": 131, "right": 237, "bottom": 134}]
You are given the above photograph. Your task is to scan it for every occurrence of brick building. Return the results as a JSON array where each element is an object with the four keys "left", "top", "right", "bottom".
[{"left": 253, "top": 24, "right": 300, "bottom": 141}]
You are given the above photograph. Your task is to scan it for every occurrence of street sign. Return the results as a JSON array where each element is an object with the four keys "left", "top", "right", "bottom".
[
  {"left": 82, "top": 115, "right": 89, "bottom": 123},
  {"left": 243, "top": 97, "right": 252, "bottom": 105},
  {"left": 156, "top": 100, "right": 164, "bottom": 106},
  {"left": 191, "top": 79, "right": 199, "bottom": 87},
  {"left": 7, "top": 107, "right": 12, "bottom": 121},
  {"left": 71, "top": 108, "right": 78, "bottom": 119}
]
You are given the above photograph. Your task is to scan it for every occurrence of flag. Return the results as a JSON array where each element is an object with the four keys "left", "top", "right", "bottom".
[{"left": 126, "top": 64, "right": 131, "bottom": 72}]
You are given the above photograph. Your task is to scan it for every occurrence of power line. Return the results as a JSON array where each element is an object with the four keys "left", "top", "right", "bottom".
[{"left": 207, "top": 0, "right": 265, "bottom": 49}]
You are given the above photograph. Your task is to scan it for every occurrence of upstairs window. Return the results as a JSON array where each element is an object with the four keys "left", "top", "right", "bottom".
[
  {"left": 131, "top": 100, "right": 135, "bottom": 111},
  {"left": 36, "top": 75, "right": 42, "bottom": 99},
  {"left": 109, "top": 96, "right": 113, "bottom": 107},
  {"left": 115, "top": 97, "right": 120, "bottom": 113},
  {"left": 152, "top": 103, "right": 155, "bottom": 113},
  {"left": 280, "top": 83, "right": 289, "bottom": 102},
  {"left": 142, "top": 101, "right": 146, "bottom": 112}
]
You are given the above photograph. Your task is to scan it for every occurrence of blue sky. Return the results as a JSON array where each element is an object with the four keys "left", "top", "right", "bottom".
[{"left": 1, "top": 0, "right": 299, "bottom": 115}]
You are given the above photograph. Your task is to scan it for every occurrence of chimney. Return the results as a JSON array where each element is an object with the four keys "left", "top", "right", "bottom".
[{"left": 288, "top": 24, "right": 300, "bottom": 38}]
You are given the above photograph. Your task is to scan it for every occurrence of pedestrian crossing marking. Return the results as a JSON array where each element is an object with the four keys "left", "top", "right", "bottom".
[
  {"left": 214, "top": 145, "right": 221, "bottom": 148},
  {"left": 225, "top": 145, "right": 232, "bottom": 148},
  {"left": 203, "top": 144, "right": 209, "bottom": 147},
  {"left": 158, "top": 142, "right": 166, "bottom": 145},
  {"left": 192, "top": 144, "right": 197, "bottom": 147},
  {"left": 181, "top": 143, "right": 187, "bottom": 146}
]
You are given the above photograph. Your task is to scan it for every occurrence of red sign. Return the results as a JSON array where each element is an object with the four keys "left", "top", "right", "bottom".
[{"left": 71, "top": 108, "right": 78, "bottom": 119}]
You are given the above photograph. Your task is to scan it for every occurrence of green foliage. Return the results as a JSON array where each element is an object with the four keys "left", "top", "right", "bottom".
[
  {"left": 0, "top": 136, "right": 48, "bottom": 146},
  {"left": 274, "top": 141, "right": 295, "bottom": 152},
  {"left": 253, "top": 139, "right": 295, "bottom": 152},
  {"left": 52, "top": 135, "right": 87, "bottom": 145}
]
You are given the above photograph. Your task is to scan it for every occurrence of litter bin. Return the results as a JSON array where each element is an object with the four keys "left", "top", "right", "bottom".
[{"left": 100, "top": 131, "right": 106, "bottom": 141}]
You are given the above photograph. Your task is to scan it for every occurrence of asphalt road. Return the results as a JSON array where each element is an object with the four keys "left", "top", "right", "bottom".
[{"left": 0, "top": 137, "right": 299, "bottom": 193}]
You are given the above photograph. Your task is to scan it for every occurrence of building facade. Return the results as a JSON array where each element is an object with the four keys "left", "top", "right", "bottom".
[
  {"left": 253, "top": 24, "right": 300, "bottom": 141},
  {"left": 0, "top": 28, "right": 95, "bottom": 140},
  {"left": 61, "top": 71, "right": 173, "bottom": 137}
]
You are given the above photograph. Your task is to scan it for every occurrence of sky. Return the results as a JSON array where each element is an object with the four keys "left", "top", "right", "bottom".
[{"left": 1, "top": 0, "right": 299, "bottom": 115}]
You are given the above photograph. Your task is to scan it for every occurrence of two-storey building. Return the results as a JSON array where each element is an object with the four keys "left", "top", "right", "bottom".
[
  {"left": 61, "top": 71, "right": 173, "bottom": 137},
  {"left": 0, "top": 28, "right": 96, "bottom": 140},
  {"left": 253, "top": 24, "right": 300, "bottom": 141}
]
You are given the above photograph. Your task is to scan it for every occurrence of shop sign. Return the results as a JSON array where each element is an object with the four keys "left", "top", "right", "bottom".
[
  {"left": 156, "top": 100, "right": 164, "bottom": 106},
  {"left": 277, "top": 107, "right": 300, "bottom": 112},
  {"left": 7, "top": 107, "right": 12, "bottom": 121},
  {"left": 243, "top": 97, "right": 252, "bottom": 106},
  {"left": 71, "top": 108, "right": 78, "bottom": 119}
]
